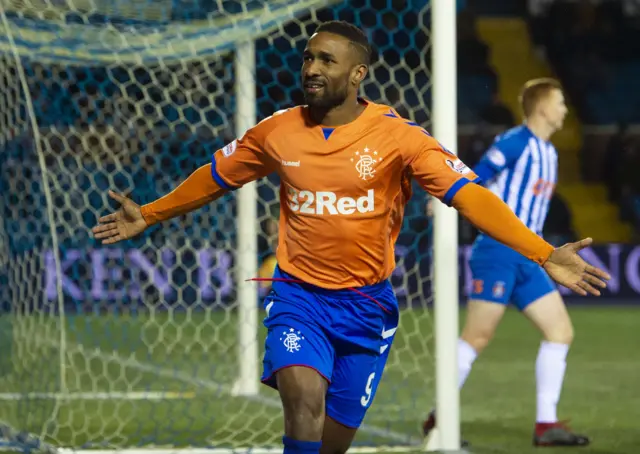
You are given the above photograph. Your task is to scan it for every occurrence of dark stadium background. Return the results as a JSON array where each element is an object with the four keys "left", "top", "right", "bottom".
[{"left": 0, "top": 1, "right": 638, "bottom": 453}]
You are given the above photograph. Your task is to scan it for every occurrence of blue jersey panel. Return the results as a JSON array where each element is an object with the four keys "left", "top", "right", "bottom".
[
  {"left": 474, "top": 125, "right": 558, "bottom": 235},
  {"left": 261, "top": 266, "right": 399, "bottom": 428}
]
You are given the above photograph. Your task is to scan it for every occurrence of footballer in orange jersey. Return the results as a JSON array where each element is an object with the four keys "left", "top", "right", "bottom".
[{"left": 93, "top": 21, "right": 609, "bottom": 454}]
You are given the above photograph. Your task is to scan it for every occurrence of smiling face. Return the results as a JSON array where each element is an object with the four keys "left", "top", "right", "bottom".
[{"left": 301, "top": 31, "right": 368, "bottom": 109}]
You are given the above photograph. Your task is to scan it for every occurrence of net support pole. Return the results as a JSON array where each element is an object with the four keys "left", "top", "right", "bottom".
[
  {"left": 430, "top": 0, "right": 461, "bottom": 450},
  {"left": 0, "top": 5, "right": 68, "bottom": 395},
  {"left": 233, "top": 39, "right": 259, "bottom": 397}
]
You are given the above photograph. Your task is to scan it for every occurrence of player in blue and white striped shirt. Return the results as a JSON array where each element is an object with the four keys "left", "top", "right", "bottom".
[
  {"left": 477, "top": 123, "right": 558, "bottom": 237},
  {"left": 423, "top": 79, "right": 590, "bottom": 447}
]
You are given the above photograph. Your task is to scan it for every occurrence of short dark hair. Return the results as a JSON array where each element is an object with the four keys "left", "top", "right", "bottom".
[
  {"left": 519, "top": 78, "right": 563, "bottom": 117},
  {"left": 315, "top": 20, "right": 371, "bottom": 65}
]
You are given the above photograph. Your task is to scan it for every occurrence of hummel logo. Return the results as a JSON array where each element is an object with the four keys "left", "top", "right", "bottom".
[{"left": 282, "top": 160, "right": 300, "bottom": 167}]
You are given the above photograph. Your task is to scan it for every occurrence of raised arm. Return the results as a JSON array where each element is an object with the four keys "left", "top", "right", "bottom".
[
  {"left": 451, "top": 183, "right": 552, "bottom": 264},
  {"left": 397, "top": 125, "right": 610, "bottom": 295},
  {"left": 92, "top": 123, "right": 276, "bottom": 244},
  {"left": 141, "top": 163, "right": 225, "bottom": 225},
  {"left": 92, "top": 165, "right": 225, "bottom": 244}
]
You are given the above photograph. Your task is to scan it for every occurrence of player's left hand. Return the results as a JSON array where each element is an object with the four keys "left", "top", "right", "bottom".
[{"left": 543, "top": 237, "right": 610, "bottom": 296}]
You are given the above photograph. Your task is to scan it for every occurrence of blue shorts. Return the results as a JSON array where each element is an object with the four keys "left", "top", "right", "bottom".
[
  {"left": 469, "top": 235, "right": 556, "bottom": 310},
  {"left": 261, "top": 266, "right": 399, "bottom": 429}
]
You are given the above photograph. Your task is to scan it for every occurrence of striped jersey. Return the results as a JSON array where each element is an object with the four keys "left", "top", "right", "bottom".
[{"left": 473, "top": 125, "right": 557, "bottom": 236}]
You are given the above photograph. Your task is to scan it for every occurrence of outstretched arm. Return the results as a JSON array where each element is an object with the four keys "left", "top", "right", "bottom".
[
  {"left": 451, "top": 183, "right": 610, "bottom": 295},
  {"left": 452, "top": 183, "right": 553, "bottom": 264},
  {"left": 92, "top": 163, "right": 225, "bottom": 244},
  {"left": 93, "top": 119, "right": 276, "bottom": 244},
  {"left": 141, "top": 163, "right": 225, "bottom": 225},
  {"left": 396, "top": 123, "right": 609, "bottom": 296}
]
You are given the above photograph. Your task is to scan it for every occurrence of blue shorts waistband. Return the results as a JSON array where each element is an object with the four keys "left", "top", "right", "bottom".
[{"left": 274, "top": 266, "right": 390, "bottom": 297}]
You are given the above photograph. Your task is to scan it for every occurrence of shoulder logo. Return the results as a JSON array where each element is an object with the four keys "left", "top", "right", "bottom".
[
  {"left": 445, "top": 157, "right": 471, "bottom": 175},
  {"left": 221, "top": 139, "right": 237, "bottom": 157},
  {"left": 351, "top": 146, "right": 383, "bottom": 180},
  {"left": 486, "top": 146, "right": 506, "bottom": 167},
  {"left": 282, "top": 160, "right": 300, "bottom": 167}
]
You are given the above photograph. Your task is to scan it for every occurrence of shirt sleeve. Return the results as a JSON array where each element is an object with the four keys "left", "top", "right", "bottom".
[
  {"left": 402, "top": 129, "right": 480, "bottom": 206},
  {"left": 211, "top": 122, "right": 276, "bottom": 190},
  {"left": 473, "top": 135, "right": 525, "bottom": 183}
]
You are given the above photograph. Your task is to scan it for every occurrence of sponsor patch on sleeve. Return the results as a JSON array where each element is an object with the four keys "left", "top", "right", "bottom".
[
  {"left": 445, "top": 158, "right": 471, "bottom": 175},
  {"left": 221, "top": 139, "right": 237, "bottom": 157}
]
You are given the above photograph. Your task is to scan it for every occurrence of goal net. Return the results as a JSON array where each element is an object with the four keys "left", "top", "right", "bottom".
[{"left": 0, "top": 0, "right": 438, "bottom": 451}]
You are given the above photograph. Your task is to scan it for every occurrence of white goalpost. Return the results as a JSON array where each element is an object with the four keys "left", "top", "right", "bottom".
[
  {"left": 0, "top": 0, "right": 461, "bottom": 452},
  {"left": 428, "top": 0, "right": 462, "bottom": 451},
  {"left": 233, "top": 38, "right": 259, "bottom": 398}
]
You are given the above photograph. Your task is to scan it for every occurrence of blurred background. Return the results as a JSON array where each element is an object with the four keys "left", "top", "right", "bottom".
[
  {"left": 455, "top": 0, "right": 640, "bottom": 250},
  {"left": 0, "top": 0, "right": 638, "bottom": 453},
  {"left": 2, "top": 0, "right": 638, "bottom": 308}
]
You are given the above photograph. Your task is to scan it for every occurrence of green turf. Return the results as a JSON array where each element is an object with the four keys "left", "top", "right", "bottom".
[{"left": 0, "top": 306, "right": 637, "bottom": 453}]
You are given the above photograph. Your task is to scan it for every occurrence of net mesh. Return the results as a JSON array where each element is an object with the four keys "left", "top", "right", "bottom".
[{"left": 0, "top": 0, "right": 436, "bottom": 450}]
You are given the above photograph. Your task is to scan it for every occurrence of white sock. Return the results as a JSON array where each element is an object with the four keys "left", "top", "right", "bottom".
[
  {"left": 457, "top": 339, "right": 478, "bottom": 389},
  {"left": 535, "top": 341, "right": 570, "bottom": 423}
]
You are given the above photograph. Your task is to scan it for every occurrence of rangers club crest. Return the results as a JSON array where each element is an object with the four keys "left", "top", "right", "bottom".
[
  {"left": 280, "top": 328, "right": 304, "bottom": 353},
  {"left": 351, "top": 146, "right": 383, "bottom": 180}
]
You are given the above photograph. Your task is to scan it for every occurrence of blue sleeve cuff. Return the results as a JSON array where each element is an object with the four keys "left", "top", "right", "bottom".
[
  {"left": 442, "top": 177, "right": 472, "bottom": 206},
  {"left": 211, "top": 154, "right": 237, "bottom": 191}
]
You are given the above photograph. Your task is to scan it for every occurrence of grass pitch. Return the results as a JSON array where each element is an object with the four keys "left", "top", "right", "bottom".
[{"left": 0, "top": 305, "right": 637, "bottom": 453}]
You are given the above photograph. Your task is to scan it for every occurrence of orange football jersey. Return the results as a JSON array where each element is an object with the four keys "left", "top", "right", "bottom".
[{"left": 212, "top": 100, "right": 479, "bottom": 289}]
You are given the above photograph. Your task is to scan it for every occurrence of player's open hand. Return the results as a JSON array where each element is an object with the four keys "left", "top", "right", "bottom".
[
  {"left": 543, "top": 238, "right": 611, "bottom": 296},
  {"left": 92, "top": 191, "right": 148, "bottom": 244}
]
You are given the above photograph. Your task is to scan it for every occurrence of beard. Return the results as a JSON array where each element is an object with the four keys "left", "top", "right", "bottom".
[{"left": 304, "top": 83, "right": 349, "bottom": 109}]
